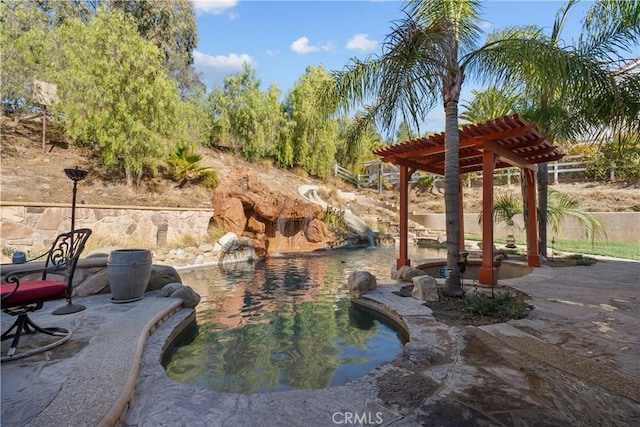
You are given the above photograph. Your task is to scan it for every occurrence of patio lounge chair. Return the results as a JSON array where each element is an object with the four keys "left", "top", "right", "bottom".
[{"left": 1, "top": 228, "right": 92, "bottom": 361}]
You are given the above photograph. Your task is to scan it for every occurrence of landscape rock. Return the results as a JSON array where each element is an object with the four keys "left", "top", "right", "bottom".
[
  {"left": 157, "top": 283, "right": 201, "bottom": 308},
  {"left": 412, "top": 275, "right": 440, "bottom": 301},
  {"left": 158, "top": 282, "right": 184, "bottom": 297},
  {"left": 170, "top": 285, "right": 201, "bottom": 308},
  {"left": 348, "top": 271, "right": 377, "bottom": 298},
  {"left": 212, "top": 166, "right": 336, "bottom": 256},
  {"left": 400, "top": 266, "right": 426, "bottom": 281},
  {"left": 73, "top": 268, "right": 109, "bottom": 297},
  {"left": 146, "top": 265, "right": 182, "bottom": 291}
]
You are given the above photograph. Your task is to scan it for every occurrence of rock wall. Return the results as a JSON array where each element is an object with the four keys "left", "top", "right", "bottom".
[
  {"left": 212, "top": 167, "right": 336, "bottom": 256},
  {"left": 0, "top": 203, "right": 212, "bottom": 258}
]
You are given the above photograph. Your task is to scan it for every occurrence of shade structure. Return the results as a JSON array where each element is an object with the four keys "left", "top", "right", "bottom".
[{"left": 373, "top": 114, "right": 564, "bottom": 285}]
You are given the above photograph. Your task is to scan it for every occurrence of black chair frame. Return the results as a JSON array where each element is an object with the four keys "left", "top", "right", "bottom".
[{"left": 1, "top": 228, "right": 92, "bottom": 361}]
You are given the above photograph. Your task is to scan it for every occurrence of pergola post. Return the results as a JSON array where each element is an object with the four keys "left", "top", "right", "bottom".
[
  {"left": 397, "top": 165, "right": 410, "bottom": 270},
  {"left": 458, "top": 177, "right": 465, "bottom": 252},
  {"left": 525, "top": 169, "right": 541, "bottom": 267},
  {"left": 479, "top": 151, "right": 497, "bottom": 286}
]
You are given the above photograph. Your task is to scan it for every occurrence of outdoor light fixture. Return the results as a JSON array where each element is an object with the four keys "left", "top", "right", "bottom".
[{"left": 52, "top": 166, "right": 88, "bottom": 315}]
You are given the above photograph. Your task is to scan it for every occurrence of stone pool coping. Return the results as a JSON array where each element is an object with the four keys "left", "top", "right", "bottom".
[
  {"left": 3, "top": 257, "right": 639, "bottom": 426},
  {"left": 126, "top": 259, "right": 640, "bottom": 425},
  {"left": 125, "top": 281, "right": 459, "bottom": 426}
]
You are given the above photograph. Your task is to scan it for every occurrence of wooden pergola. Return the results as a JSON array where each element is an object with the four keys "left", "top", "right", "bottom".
[{"left": 373, "top": 114, "right": 564, "bottom": 285}]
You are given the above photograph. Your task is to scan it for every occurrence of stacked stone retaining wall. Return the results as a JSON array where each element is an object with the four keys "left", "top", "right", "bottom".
[{"left": 0, "top": 203, "right": 212, "bottom": 255}]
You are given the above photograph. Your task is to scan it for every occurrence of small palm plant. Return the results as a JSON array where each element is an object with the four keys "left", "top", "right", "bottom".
[
  {"left": 546, "top": 190, "right": 606, "bottom": 244},
  {"left": 167, "top": 143, "right": 212, "bottom": 188},
  {"left": 479, "top": 191, "right": 607, "bottom": 247},
  {"left": 478, "top": 193, "right": 522, "bottom": 248}
]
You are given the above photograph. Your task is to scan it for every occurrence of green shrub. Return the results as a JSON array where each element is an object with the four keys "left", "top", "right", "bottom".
[
  {"left": 323, "top": 205, "right": 348, "bottom": 233},
  {"left": 196, "top": 170, "right": 220, "bottom": 190},
  {"left": 466, "top": 292, "right": 530, "bottom": 320},
  {"left": 567, "top": 253, "right": 597, "bottom": 266},
  {"left": 167, "top": 143, "right": 212, "bottom": 188},
  {"left": 412, "top": 173, "right": 436, "bottom": 194}
]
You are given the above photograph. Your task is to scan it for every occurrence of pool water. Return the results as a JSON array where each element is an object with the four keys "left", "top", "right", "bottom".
[{"left": 163, "top": 245, "right": 443, "bottom": 394}]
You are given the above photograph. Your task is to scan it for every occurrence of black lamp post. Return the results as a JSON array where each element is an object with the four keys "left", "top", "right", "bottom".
[{"left": 52, "top": 166, "right": 88, "bottom": 315}]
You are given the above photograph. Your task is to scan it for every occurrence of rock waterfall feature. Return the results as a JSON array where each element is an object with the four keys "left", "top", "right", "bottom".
[{"left": 212, "top": 167, "right": 336, "bottom": 257}]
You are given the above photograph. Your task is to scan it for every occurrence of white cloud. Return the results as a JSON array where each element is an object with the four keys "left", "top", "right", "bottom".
[
  {"left": 192, "top": 0, "right": 238, "bottom": 15},
  {"left": 291, "top": 37, "right": 319, "bottom": 55},
  {"left": 291, "top": 37, "right": 335, "bottom": 55},
  {"left": 346, "top": 33, "right": 378, "bottom": 51},
  {"left": 193, "top": 50, "right": 254, "bottom": 87},
  {"left": 194, "top": 50, "right": 253, "bottom": 71}
]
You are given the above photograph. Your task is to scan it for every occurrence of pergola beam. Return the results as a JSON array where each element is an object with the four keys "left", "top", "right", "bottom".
[{"left": 476, "top": 140, "right": 539, "bottom": 172}]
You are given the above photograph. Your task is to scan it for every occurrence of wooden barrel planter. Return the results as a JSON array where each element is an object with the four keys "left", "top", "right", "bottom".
[{"left": 107, "top": 249, "right": 153, "bottom": 303}]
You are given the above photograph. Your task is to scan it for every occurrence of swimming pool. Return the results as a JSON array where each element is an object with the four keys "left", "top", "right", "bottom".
[{"left": 163, "top": 245, "right": 443, "bottom": 394}]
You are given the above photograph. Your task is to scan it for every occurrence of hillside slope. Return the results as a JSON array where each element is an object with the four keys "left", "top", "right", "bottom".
[{"left": 1, "top": 116, "right": 638, "bottom": 213}]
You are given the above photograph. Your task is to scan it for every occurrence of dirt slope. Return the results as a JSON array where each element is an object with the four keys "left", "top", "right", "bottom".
[{"left": 1, "top": 115, "right": 638, "bottom": 212}]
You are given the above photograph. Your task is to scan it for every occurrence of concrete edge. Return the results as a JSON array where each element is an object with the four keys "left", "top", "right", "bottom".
[{"left": 97, "top": 298, "right": 184, "bottom": 427}]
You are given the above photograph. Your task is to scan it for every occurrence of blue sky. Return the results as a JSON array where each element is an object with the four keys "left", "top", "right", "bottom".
[{"left": 191, "top": 0, "right": 594, "bottom": 132}]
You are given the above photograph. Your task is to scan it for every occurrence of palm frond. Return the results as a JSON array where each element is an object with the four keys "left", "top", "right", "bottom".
[
  {"left": 477, "top": 193, "right": 523, "bottom": 228},
  {"left": 330, "top": 12, "right": 447, "bottom": 132},
  {"left": 547, "top": 190, "right": 607, "bottom": 243}
]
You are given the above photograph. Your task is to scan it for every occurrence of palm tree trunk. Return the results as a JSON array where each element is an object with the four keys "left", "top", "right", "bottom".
[
  {"left": 537, "top": 163, "right": 548, "bottom": 259},
  {"left": 443, "top": 98, "right": 462, "bottom": 296}
]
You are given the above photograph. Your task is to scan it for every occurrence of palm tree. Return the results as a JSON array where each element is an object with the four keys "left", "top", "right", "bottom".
[
  {"left": 460, "top": 86, "right": 519, "bottom": 125},
  {"left": 480, "top": 190, "right": 606, "bottom": 248},
  {"left": 546, "top": 190, "right": 606, "bottom": 243},
  {"left": 474, "top": 0, "right": 640, "bottom": 257},
  {"left": 328, "top": 0, "right": 638, "bottom": 296},
  {"left": 478, "top": 193, "right": 523, "bottom": 248}
]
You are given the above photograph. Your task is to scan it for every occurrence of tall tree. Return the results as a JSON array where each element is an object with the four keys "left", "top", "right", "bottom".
[
  {"left": 209, "top": 64, "right": 285, "bottom": 162},
  {"left": 460, "top": 86, "right": 520, "bottom": 124},
  {"left": 335, "top": 114, "right": 383, "bottom": 171},
  {"left": 0, "top": 1, "right": 56, "bottom": 115},
  {"left": 54, "top": 8, "right": 183, "bottom": 186},
  {"left": 329, "top": 0, "right": 487, "bottom": 295},
  {"left": 329, "top": 0, "right": 638, "bottom": 296},
  {"left": 111, "top": 0, "right": 203, "bottom": 96},
  {"left": 284, "top": 66, "right": 340, "bottom": 178},
  {"left": 394, "top": 121, "right": 418, "bottom": 143},
  {"left": 474, "top": 0, "right": 640, "bottom": 256}
]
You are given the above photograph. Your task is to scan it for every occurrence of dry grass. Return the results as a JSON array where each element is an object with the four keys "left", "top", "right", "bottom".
[
  {"left": 84, "top": 233, "right": 154, "bottom": 253},
  {"left": 166, "top": 233, "right": 201, "bottom": 249}
]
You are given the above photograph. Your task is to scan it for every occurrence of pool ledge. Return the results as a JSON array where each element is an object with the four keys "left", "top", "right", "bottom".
[{"left": 126, "top": 282, "right": 460, "bottom": 426}]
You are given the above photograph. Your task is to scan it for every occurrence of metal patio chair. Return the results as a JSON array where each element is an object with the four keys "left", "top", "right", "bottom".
[{"left": 1, "top": 228, "right": 92, "bottom": 361}]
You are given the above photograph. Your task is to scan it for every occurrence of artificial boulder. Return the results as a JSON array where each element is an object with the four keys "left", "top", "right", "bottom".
[
  {"left": 157, "top": 282, "right": 201, "bottom": 308},
  {"left": 412, "top": 275, "right": 440, "bottom": 302},
  {"left": 146, "top": 265, "right": 182, "bottom": 292},
  {"left": 348, "top": 271, "right": 377, "bottom": 298},
  {"left": 212, "top": 167, "right": 336, "bottom": 256}
]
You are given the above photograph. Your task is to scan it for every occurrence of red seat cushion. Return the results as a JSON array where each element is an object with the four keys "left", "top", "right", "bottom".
[{"left": 1, "top": 281, "right": 68, "bottom": 307}]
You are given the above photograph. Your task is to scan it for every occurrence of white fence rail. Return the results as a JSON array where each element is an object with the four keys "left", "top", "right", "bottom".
[{"left": 335, "top": 155, "right": 592, "bottom": 189}]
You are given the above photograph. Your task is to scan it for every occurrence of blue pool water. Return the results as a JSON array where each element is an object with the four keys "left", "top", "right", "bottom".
[{"left": 163, "top": 245, "right": 443, "bottom": 394}]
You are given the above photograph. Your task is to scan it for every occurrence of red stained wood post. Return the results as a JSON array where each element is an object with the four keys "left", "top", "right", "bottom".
[
  {"left": 525, "top": 169, "right": 541, "bottom": 267},
  {"left": 397, "top": 165, "right": 410, "bottom": 270},
  {"left": 479, "top": 150, "right": 497, "bottom": 286}
]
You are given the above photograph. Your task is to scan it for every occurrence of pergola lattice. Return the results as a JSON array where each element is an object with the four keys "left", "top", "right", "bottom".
[{"left": 373, "top": 114, "right": 564, "bottom": 285}]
